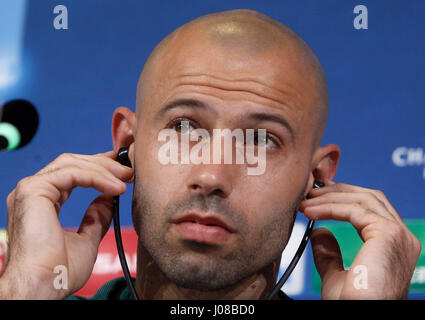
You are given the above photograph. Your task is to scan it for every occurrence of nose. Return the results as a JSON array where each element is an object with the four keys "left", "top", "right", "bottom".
[{"left": 187, "top": 163, "right": 234, "bottom": 198}]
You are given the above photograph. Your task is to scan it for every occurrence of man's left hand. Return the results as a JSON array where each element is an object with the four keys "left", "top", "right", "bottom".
[{"left": 299, "top": 179, "right": 421, "bottom": 299}]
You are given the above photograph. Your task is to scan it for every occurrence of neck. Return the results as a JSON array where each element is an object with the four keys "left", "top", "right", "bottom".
[{"left": 135, "top": 243, "right": 281, "bottom": 300}]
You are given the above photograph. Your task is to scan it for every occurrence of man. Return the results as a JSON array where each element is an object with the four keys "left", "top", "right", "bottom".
[{"left": 0, "top": 9, "right": 421, "bottom": 300}]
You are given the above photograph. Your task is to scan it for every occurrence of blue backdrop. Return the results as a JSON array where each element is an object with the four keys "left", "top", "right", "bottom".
[{"left": 1, "top": 0, "right": 424, "bottom": 299}]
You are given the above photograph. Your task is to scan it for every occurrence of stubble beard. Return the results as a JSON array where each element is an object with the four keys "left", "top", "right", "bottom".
[{"left": 132, "top": 171, "right": 308, "bottom": 291}]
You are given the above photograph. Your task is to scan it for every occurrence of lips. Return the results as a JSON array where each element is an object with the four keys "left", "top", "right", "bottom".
[{"left": 172, "top": 213, "right": 235, "bottom": 244}]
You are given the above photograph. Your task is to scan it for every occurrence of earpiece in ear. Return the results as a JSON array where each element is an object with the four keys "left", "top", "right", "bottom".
[
  {"left": 117, "top": 146, "right": 132, "bottom": 168},
  {"left": 306, "top": 180, "right": 324, "bottom": 200},
  {"left": 313, "top": 180, "right": 324, "bottom": 189}
]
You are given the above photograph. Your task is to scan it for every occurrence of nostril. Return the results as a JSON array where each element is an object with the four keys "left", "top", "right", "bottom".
[
  {"left": 211, "top": 189, "right": 226, "bottom": 198},
  {"left": 188, "top": 182, "right": 229, "bottom": 199},
  {"left": 189, "top": 184, "right": 201, "bottom": 191}
]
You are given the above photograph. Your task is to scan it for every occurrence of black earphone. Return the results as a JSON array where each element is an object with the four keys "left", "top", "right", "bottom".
[{"left": 114, "top": 146, "right": 324, "bottom": 300}]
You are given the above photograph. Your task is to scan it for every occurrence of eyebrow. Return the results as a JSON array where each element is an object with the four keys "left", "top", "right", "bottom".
[
  {"left": 246, "top": 112, "right": 295, "bottom": 143},
  {"left": 155, "top": 98, "right": 295, "bottom": 142},
  {"left": 155, "top": 98, "right": 217, "bottom": 120}
]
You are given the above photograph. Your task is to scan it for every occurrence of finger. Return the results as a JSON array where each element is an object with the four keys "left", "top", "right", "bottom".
[
  {"left": 301, "top": 202, "right": 382, "bottom": 241},
  {"left": 310, "top": 182, "right": 376, "bottom": 198},
  {"left": 38, "top": 159, "right": 125, "bottom": 187},
  {"left": 93, "top": 150, "right": 116, "bottom": 159},
  {"left": 36, "top": 152, "right": 132, "bottom": 183},
  {"left": 311, "top": 228, "right": 344, "bottom": 281},
  {"left": 300, "top": 191, "right": 397, "bottom": 222},
  {"left": 75, "top": 152, "right": 133, "bottom": 180},
  {"left": 365, "top": 189, "right": 403, "bottom": 224},
  {"left": 77, "top": 194, "right": 114, "bottom": 249},
  {"left": 306, "top": 178, "right": 335, "bottom": 199},
  {"left": 309, "top": 182, "right": 403, "bottom": 224},
  {"left": 28, "top": 166, "right": 126, "bottom": 206}
]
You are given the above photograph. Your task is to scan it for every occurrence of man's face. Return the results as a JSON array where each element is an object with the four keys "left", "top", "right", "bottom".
[{"left": 131, "top": 25, "right": 319, "bottom": 291}]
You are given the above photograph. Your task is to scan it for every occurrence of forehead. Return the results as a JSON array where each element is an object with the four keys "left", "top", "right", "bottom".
[{"left": 139, "top": 20, "right": 322, "bottom": 143}]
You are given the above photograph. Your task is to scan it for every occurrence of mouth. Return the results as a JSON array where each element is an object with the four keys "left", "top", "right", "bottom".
[{"left": 171, "top": 213, "right": 236, "bottom": 244}]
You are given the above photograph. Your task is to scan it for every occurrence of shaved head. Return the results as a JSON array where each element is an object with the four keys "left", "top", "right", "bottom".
[{"left": 136, "top": 9, "right": 329, "bottom": 149}]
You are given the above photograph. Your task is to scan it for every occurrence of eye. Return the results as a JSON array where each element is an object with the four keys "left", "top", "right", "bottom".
[
  {"left": 252, "top": 130, "right": 280, "bottom": 149},
  {"left": 168, "top": 118, "right": 197, "bottom": 134}
]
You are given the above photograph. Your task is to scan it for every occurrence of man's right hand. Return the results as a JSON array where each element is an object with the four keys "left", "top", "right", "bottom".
[{"left": 0, "top": 151, "right": 133, "bottom": 299}]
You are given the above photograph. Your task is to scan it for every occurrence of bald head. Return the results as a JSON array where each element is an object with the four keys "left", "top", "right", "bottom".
[{"left": 136, "top": 9, "right": 329, "bottom": 148}]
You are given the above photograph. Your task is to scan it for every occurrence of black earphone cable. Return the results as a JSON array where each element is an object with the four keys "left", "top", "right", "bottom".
[
  {"left": 265, "top": 180, "right": 323, "bottom": 300},
  {"left": 265, "top": 219, "right": 315, "bottom": 300},
  {"left": 113, "top": 194, "right": 139, "bottom": 300}
]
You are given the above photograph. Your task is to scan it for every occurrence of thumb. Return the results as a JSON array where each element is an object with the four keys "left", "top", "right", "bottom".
[
  {"left": 77, "top": 193, "right": 114, "bottom": 249},
  {"left": 311, "top": 227, "right": 344, "bottom": 282}
]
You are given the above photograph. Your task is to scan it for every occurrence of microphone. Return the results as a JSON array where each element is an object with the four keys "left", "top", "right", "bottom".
[{"left": 0, "top": 99, "right": 39, "bottom": 152}]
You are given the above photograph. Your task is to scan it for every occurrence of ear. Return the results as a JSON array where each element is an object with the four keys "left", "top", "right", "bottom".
[
  {"left": 111, "top": 107, "right": 136, "bottom": 156},
  {"left": 308, "top": 144, "right": 340, "bottom": 189}
]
